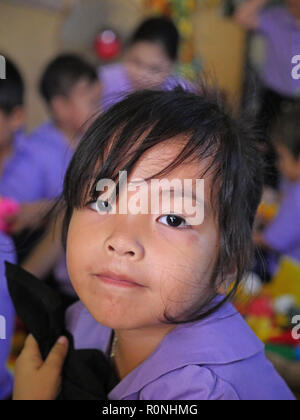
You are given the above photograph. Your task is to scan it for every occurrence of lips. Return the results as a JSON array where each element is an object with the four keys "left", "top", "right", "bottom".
[{"left": 93, "top": 271, "right": 145, "bottom": 288}]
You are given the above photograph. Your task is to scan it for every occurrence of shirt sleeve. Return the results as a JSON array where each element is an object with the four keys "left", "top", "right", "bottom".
[
  {"left": 0, "top": 148, "right": 44, "bottom": 203},
  {"left": 257, "top": 7, "right": 282, "bottom": 36},
  {"left": 0, "top": 236, "right": 16, "bottom": 399},
  {"left": 139, "top": 366, "right": 240, "bottom": 401},
  {"left": 263, "top": 193, "right": 300, "bottom": 254}
]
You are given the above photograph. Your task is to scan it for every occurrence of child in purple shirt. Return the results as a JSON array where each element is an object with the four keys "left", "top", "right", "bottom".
[
  {"left": 0, "top": 56, "right": 25, "bottom": 179},
  {"left": 100, "top": 16, "right": 192, "bottom": 111},
  {"left": 0, "top": 55, "right": 102, "bottom": 295},
  {"left": 0, "top": 232, "right": 16, "bottom": 400},
  {"left": 0, "top": 54, "right": 101, "bottom": 206},
  {"left": 235, "top": 0, "right": 300, "bottom": 187},
  {"left": 255, "top": 106, "right": 300, "bottom": 272},
  {"left": 12, "top": 87, "right": 294, "bottom": 400}
]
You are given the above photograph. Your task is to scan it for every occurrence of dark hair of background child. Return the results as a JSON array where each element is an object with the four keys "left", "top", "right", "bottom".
[
  {"left": 0, "top": 54, "right": 24, "bottom": 114},
  {"left": 54, "top": 84, "right": 264, "bottom": 325},
  {"left": 39, "top": 54, "right": 98, "bottom": 104},
  {"left": 129, "top": 16, "right": 180, "bottom": 62}
]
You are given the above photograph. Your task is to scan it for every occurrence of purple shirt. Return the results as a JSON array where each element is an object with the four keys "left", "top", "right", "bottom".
[
  {"left": 263, "top": 180, "right": 300, "bottom": 266},
  {"left": 0, "top": 233, "right": 16, "bottom": 400},
  {"left": 100, "top": 63, "right": 193, "bottom": 111},
  {"left": 0, "top": 121, "right": 74, "bottom": 203},
  {"left": 258, "top": 6, "right": 300, "bottom": 97},
  {"left": 65, "top": 298, "right": 294, "bottom": 400}
]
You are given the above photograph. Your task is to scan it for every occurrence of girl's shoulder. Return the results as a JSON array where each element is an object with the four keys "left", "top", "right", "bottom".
[{"left": 139, "top": 365, "right": 240, "bottom": 401}]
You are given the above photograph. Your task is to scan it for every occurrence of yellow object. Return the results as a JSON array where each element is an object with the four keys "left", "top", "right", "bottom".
[
  {"left": 264, "top": 257, "right": 300, "bottom": 305},
  {"left": 257, "top": 202, "right": 278, "bottom": 222},
  {"left": 247, "top": 316, "right": 280, "bottom": 343}
]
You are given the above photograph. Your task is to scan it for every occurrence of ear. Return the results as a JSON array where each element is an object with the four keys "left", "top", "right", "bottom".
[{"left": 9, "top": 106, "right": 25, "bottom": 131}]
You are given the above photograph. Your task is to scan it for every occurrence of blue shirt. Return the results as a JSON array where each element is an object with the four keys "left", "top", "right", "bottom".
[
  {"left": 0, "top": 121, "right": 74, "bottom": 203},
  {"left": 0, "top": 232, "right": 16, "bottom": 400},
  {"left": 263, "top": 180, "right": 300, "bottom": 265},
  {"left": 258, "top": 6, "right": 300, "bottom": 97},
  {"left": 66, "top": 298, "right": 294, "bottom": 400},
  {"left": 99, "top": 63, "right": 194, "bottom": 111}
]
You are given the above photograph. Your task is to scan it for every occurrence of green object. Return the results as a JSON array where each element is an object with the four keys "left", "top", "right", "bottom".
[{"left": 266, "top": 344, "right": 296, "bottom": 361}]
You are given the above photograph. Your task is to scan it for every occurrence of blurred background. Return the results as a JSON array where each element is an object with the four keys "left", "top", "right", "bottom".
[{"left": 0, "top": 0, "right": 247, "bottom": 130}]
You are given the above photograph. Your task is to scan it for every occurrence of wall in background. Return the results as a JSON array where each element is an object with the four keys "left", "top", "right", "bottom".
[
  {"left": 0, "top": 0, "right": 246, "bottom": 131},
  {"left": 0, "top": 1, "right": 65, "bottom": 130},
  {"left": 194, "top": 5, "right": 246, "bottom": 102}
]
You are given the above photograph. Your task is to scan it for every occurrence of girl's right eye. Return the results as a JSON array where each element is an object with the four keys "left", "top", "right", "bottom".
[{"left": 87, "top": 200, "right": 113, "bottom": 214}]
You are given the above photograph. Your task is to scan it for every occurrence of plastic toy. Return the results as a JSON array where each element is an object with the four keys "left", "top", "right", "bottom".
[{"left": 94, "top": 29, "right": 122, "bottom": 61}]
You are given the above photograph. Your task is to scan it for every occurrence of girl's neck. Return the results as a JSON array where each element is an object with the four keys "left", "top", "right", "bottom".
[{"left": 113, "top": 324, "right": 176, "bottom": 380}]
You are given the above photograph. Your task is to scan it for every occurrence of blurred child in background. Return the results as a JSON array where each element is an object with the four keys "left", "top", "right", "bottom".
[
  {"left": 254, "top": 106, "right": 300, "bottom": 274},
  {"left": 0, "top": 233, "right": 16, "bottom": 400},
  {"left": 0, "top": 55, "right": 25, "bottom": 178},
  {"left": 0, "top": 54, "right": 101, "bottom": 297},
  {"left": 235, "top": 0, "right": 300, "bottom": 188},
  {"left": 100, "top": 16, "right": 191, "bottom": 110}
]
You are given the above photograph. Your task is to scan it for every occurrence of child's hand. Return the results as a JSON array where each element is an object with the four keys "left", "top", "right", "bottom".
[{"left": 13, "top": 334, "right": 69, "bottom": 400}]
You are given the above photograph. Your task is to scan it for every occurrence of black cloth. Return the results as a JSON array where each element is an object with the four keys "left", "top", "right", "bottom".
[{"left": 5, "top": 262, "right": 119, "bottom": 400}]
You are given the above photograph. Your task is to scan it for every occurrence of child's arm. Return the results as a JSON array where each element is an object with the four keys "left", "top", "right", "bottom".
[
  {"left": 5, "top": 200, "right": 55, "bottom": 235},
  {"left": 260, "top": 198, "right": 300, "bottom": 256},
  {"left": 22, "top": 212, "right": 64, "bottom": 280},
  {"left": 13, "top": 335, "right": 68, "bottom": 400},
  {"left": 234, "top": 0, "right": 269, "bottom": 30}
]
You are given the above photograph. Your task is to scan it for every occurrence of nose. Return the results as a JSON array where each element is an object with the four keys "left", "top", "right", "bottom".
[{"left": 104, "top": 230, "right": 145, "bottom": 261}]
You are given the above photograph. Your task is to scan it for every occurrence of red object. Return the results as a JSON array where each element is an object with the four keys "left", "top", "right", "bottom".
[
  {"left": 269, "top": 330, "right": 300, "bottom": 347},
  {"left": 94, "top": 29, "right": 122, "bottom": 61},
  {"left": 246, "top": 296, "right": 274, "bottom": 318},
  {"left": 0, "top": 197, "right": 20, "bottom": 233}
]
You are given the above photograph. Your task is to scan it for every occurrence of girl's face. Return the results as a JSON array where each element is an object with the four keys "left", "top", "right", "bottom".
[
  {"left": 66, "top": 139, "right": 220, "bottom": 330},
  {"left": 124, "top": 41, "right": 174, "bottom": 90},
  {"left": 52, "top": 78, "right": 102, "bottom": 135}
]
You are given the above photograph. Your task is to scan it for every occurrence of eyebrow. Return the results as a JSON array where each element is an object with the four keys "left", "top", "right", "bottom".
[{"left": 160, "top": 187, "right": 208, "bottom": 211}]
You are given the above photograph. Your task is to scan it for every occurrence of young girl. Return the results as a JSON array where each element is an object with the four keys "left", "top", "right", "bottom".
[
  {"left": 100, "top": 16, "right": 191, "bottom": 111},
  {"left": 13, "top": 87, "right": 295, "bottom": 400}
]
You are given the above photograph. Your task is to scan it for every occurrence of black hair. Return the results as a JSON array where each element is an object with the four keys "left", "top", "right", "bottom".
[
  {"left": 273, "top": 104, "right": 300, "bottom": 160},
  {"left": 58, "top": 85, "right": 263, "bottom": 324},
  {"left": 0, "top": 54, "right": 24, "bottom": 114},
  {"left": 129, "top": 16, "right": 180, "bottom": 61},
  {"left": 39, "top": 54, "right": 98, "bottom": 104}
]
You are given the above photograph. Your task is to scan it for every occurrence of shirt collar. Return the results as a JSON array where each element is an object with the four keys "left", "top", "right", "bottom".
[{"left": 108, "top": 299, "right": 263, "bottom": 399}]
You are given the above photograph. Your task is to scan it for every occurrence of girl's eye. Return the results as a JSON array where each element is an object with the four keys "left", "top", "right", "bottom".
[
  {"left": 88, "top": 200, "right": 113, "bottom": 214},
  {"left": 158, "top": 215, "right": 190, "bottom": 229}
]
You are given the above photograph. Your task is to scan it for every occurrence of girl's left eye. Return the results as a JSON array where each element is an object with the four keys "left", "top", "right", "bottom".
[{"left": 158, "top": 215, "right": 190, "bottom": 229}]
